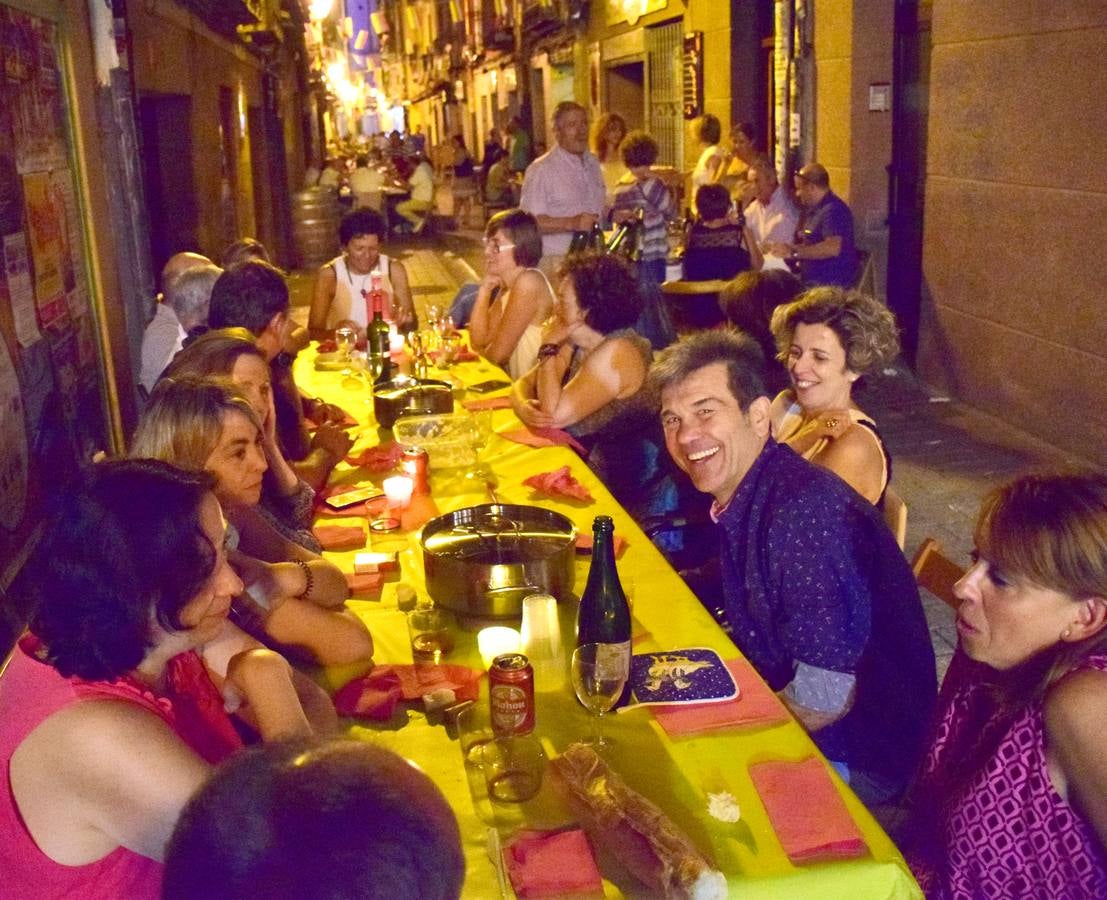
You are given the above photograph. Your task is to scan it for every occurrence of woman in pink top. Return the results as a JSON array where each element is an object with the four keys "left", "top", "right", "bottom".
[
  {"left": 0, "top": 460, "right": 332, "bottom": 899},
  {"left": 905, "top": 471, "right": 1107, "bottom": 898}
]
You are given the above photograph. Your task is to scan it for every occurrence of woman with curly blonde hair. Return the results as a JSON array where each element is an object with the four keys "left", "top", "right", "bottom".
[{"left": 768, "top": 287, "right": 900, "bottom": 504}]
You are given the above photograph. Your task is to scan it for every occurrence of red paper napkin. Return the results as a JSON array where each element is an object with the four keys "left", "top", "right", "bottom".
[
  {"left": 313, "top": 524, "right": 367, "bottom": 551},
  {"left": 749, "top": 757, "right": 867, "bottom": 863},
  {"left": 503, "top": 829, "right": 604, "bottom": 898},
  {"left": 575, "top": 532, "right": 627, "bottom": 557},
  {"left": 502, "top": 427, "right": 588, "bottom": 456},
  {"left": 652, "top": 658, "right": 789, "bottom": 737},
  {"left": 462, "top": 395, "right": 512, "bottom": 411},
  {"left": 522, "top": 466, "right": 593, "bottom": 503},
  {"left": 345, "top": 571, "right": 384, "bottom": 599},
  {"left": 315, "top": 486, "right": 390, "bottom": 519},
  {"left": 334, "top": 664, "right": 482, "bottom": 720},
  {"left": 346, "top": 442, "right": 404, "bottom": 473}
]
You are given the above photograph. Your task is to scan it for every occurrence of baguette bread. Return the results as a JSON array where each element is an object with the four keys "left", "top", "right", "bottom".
[{"left": 549, "top": 743, "right": 727, "bottom": 899}]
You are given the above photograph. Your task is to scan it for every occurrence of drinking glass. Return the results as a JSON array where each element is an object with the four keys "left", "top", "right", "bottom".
[
  {"left": 440, "top": 331, "right": 462, "bottom": 368},
  {"left": 571, "top": 643, "right": 628, "bottom": 749},
  {"left": 335, "top": 325, "right": 358, "bottom": 363},
  {"left": 464, "top": 409, "right": 494, "bottom": 481},
  {"left": 481, "top": 735, "right": 545, "bottom": 803},
  {"left": 407, "top": 606, "right": 454, "bottom": 665}
]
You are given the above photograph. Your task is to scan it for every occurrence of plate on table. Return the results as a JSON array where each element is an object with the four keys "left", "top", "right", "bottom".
[{"left": 629, "top": 648, "right": 738, "bottom": 707}]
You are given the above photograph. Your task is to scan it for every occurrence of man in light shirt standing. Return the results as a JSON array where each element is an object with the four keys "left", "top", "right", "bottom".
[
  {"left": 742, "top": 162, "right": 799, "bottom": 271},
  {"left": 519, "top": 101, "right": 605, "bottom": 276}
]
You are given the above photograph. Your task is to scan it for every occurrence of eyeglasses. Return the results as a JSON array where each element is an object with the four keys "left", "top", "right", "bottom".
[{"left": 482, "top": 238, "right": 516, "bottom": 253}]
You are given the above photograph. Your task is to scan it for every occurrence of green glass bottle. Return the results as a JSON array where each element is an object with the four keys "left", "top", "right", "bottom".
[
  {"left": 575, "top": 515, "right": 631, "bottom": 703},
  {"left": 367, "top": 272, "right": 391, "bottom": 384}
]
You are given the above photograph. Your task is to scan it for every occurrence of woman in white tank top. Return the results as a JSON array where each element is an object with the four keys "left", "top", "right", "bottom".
[
  {"left": 468, "top": 209, "right": 555, "bottom": 379},
  {"left": 309, "top": 208, "right": 416, "bottom": 338}
]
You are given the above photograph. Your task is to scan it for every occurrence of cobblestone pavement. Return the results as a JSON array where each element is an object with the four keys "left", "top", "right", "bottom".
[{"left": 292, "top": 228, "right": 1087, "bottom": 683}]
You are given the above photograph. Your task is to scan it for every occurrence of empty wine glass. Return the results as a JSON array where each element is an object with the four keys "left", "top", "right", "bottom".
[
  {"left": 335, "top": 325, "right": 358, "bottom": 364},
  {"left": 571, "top": 643, "right": 628, "bottom": 749},
  {"left": 464, "top": 409, "right": 494, "bottom": 481}
]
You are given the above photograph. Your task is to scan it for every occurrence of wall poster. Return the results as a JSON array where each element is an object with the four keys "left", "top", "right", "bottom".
[{"left": 0, "top": 3, "right": 110, "bottom": 584}]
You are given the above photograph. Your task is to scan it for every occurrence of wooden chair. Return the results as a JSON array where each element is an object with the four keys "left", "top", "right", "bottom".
[
  {"left": 911, "top": 538, "right": 964, "bottom": 610},
  {"left": 882, "top": 484, "right": 907, "bottom": 551},
  {"left": 660, "top": 279, "right": 728, "bottom": 333}
]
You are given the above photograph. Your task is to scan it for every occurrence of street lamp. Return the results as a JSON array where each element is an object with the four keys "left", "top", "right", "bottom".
[{"left": 308, "top": 0, "right": 334, "bottom": 21}]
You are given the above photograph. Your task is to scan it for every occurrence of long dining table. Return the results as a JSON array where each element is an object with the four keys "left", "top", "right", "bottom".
[{"left": 295, "top": 343, "right": 923, "bottom": 899}]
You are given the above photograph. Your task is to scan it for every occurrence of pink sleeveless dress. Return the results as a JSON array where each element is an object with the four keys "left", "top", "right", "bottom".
[
  {"left": 0, "top": 634, "right": 243, "bottom": 899},
  {"left": 908, "top": 650, "right": 1107, "bottom": 898}
]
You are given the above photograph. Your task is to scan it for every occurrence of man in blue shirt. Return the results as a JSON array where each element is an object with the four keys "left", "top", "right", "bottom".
[
  {"left": 652, "top": 330, "right": 936, "bottom": 804},
  {"left": 769, "top": 163, "right": 858, "bottom": 287}
]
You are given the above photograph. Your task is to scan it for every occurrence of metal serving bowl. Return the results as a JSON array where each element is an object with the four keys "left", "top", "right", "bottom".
[{"left": 421, "top": 504, "right": 577, "bottom": 620}]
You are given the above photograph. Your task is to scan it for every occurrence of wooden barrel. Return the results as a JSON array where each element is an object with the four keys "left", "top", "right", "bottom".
[{"left": 291, "top": 187, "right": 340, "bottom": 269}]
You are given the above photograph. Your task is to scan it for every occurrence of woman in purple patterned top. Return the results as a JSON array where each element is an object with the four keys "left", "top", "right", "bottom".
[{"left": 905, "top": 471, "right": 1107, "bottom": 898}]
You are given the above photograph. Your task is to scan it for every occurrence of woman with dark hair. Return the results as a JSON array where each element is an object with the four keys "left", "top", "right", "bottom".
[
  {"left": 468, "top": 208, "right": 555, "bottom": 378},
  {"left": 717, "top": 268, "right": 803, "bottom": 394},
  {"left": 683, "top": 183, "right": 762, "bottom": 281},
  {"left": 768, "top": 287, "right": 900, "bottom": 505},
  {"left": 221, "top": 237, "right": 270, "bottom": 268},
  {"left": 905, "top": 471, "right": 1107, "bottom": 897},
  {"left": 163, "top": 328, "right": 320, "bottom": 554},
  {"left": 132, "top": 378, "right": 373, "bottom": 666},
  {"left": 0, "top": 460, "right": 326, "bottom": 897},
  {"left": 511, "top": 253, "right": 659, "bottom": 510},
  {"left": 309, "top": 207, "right": 416, "bottom": 339}
]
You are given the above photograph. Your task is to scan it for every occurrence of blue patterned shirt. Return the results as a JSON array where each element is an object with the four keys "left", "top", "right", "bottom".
[{"left": 715, "top": 440, "right": 936, "bottom": 788}]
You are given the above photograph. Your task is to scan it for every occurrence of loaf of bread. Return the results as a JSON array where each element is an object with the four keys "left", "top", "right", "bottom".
[{"left": 548, "top": 743, "right": 727, "bottom": 899}]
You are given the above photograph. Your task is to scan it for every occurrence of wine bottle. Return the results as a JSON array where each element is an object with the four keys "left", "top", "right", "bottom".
[
  {"left": 367, "top": 272, "right": 391, "bottom": 384},
  {"left": 589, "top": 221, "right": 605, "bottom": 253},
  {"left": 567, "top": 229, "right": 587, "bottom": 255},
  {"left": 576, "top": 515, "right": 631, "bottom": 704}
]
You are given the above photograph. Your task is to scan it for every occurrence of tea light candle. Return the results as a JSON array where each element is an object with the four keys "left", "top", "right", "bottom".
[
  {"left": 389, "top": 324, "right": 405, "bottom": 355},
  {"left": 477, "top": 626, "right": 520, "bottom": 670},
  {"left": 382, "top": 475, "right": 414, "bottom": 509}
]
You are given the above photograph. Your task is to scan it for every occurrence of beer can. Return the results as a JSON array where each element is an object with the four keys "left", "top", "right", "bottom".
[
  {"left": 400, "top": 446, "right": 430, "bottom": 495},
  {"left": 489, "top": 653, "right": 535, "bottom": 736}
]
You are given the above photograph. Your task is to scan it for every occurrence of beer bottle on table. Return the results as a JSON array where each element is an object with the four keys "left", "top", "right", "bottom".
[
  {"left": 366, "top": 272, "right": 391, "bottom": 384},
  {"left": 576, "top": 515, "right": 632, "bottom": 706}
]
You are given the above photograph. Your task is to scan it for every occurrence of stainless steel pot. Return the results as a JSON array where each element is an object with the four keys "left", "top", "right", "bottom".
[
  {"left": 421, "top": 504, "right": 577, "bottom": 620},
  {"left": 373, "top": 375, "right": 454, "bottom": 429}
]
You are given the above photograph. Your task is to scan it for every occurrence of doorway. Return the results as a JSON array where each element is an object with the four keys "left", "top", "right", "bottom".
[
  {"left": 887, "top": 0, "right": 932, "bottom": 364},
  {"left": 137, "top": 94, "right": 198, "bottom": 273},
  {"left": 604, "top": 60, "right": 645, "bottom": 131}
]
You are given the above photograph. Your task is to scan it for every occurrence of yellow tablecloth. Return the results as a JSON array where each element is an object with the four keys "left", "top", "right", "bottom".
[{"left": 295, "top": 346, "right": 922, "bottom": 900}]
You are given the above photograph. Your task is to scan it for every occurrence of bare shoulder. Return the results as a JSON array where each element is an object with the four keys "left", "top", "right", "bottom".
[
  {"left": 15, "top": 697, "right": 202, "bottom": 790},
  {"left": 315, "top": 263, "right": 337, "bottom": 284},
  {"left": 1045, "top": 667, "right": 1107, "bottom": 738},
  {"left": 390, "top": 258, "right": 409, "bottom": 281}
]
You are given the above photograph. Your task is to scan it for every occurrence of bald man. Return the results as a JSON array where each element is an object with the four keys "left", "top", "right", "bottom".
[
  {"left": 139, "top": 252, "right": 219, "bottom": 392},
  {"left": 768, "top": 163, "right": 858, "bottom": 288}
]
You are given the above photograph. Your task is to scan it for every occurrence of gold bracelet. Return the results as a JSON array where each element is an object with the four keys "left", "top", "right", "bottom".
[{"left": 291, "top": 558, "right": 314, "bottom": 600}]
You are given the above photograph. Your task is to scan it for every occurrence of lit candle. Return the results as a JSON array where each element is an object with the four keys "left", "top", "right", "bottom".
[
  {"left": 389, "top": 324, "right": 405, "bottom": 355},
  {"left": 382, "top": 475, "right": 414, "bottom": 509},
  {"left": 477, "top": 626, "right": 520, "bottom": 670}
]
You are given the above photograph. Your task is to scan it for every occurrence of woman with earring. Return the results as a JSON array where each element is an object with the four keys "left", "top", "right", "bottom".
[
  {"left": 905, "top": 470, "right": 1107, "bottom": 897},
  {"left": 768, "top": 287, "right": 900, "bottom": 505}
]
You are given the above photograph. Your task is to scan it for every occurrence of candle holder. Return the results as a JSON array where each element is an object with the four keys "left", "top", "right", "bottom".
[
  {"left": 477, "top": 626, "right": 521, "bottom": 670},
  {"left": 382, "top": 475, "right": 414, "bottom": 510}
]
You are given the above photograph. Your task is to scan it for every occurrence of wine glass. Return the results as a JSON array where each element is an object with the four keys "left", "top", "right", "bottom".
[
  {"left": 464, "top": 409, "right": 494, "bottom": 481},
  {"left": 335, "top": 325, "right": 358, "bottom": 370},
  {"left": 571, "top": 643, "right": 628, "bottom": 749}
]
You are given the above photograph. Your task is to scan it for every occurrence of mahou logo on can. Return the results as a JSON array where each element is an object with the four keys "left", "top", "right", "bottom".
[{"left": 489, "top": 653, "right": 535, "bottom": 736}]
